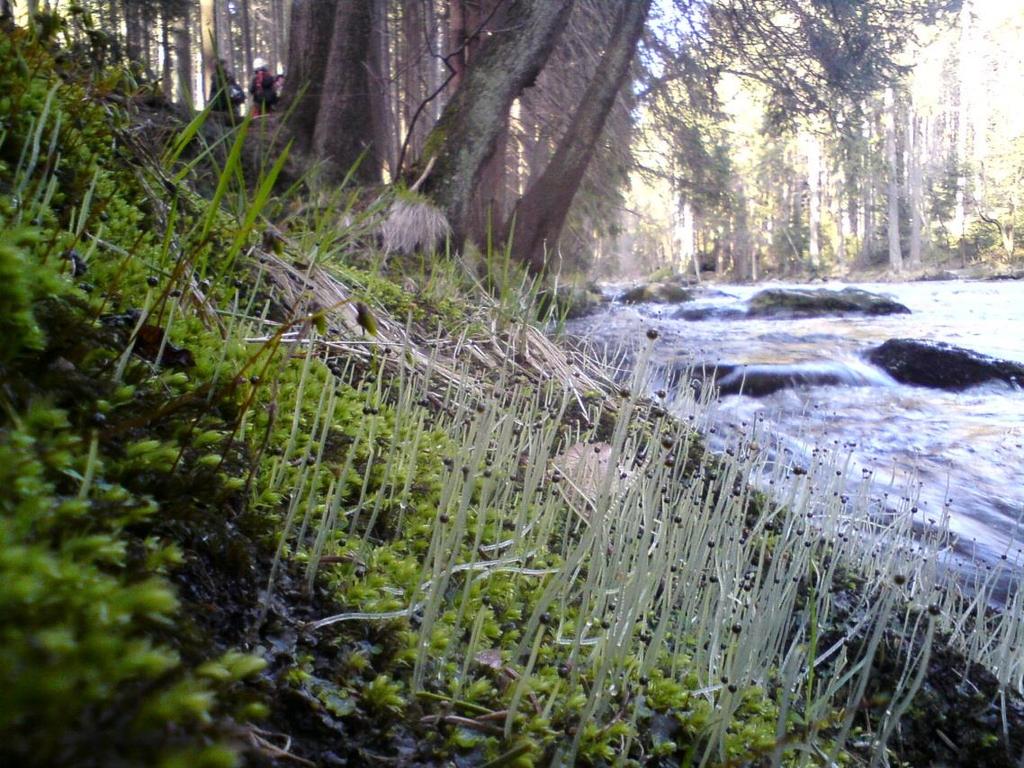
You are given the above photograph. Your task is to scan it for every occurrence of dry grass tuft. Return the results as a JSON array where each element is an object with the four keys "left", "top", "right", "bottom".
[{"left": 379, "top": 195, "right": 451, "bottom": 256}]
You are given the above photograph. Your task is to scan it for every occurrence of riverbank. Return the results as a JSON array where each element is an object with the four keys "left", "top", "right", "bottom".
[{"left": 2, "top": 28, "right": 1023, "bottom": 768}]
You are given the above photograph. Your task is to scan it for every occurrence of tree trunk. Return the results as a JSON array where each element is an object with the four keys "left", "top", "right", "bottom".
[
  {"left": 313, "top": 1, "right": 379, "bottom": 183},
  {"left": 172, "top": 5, "right": 193, "bottom": 105},
  {"left": 284, "top": 0, "right": 336, "bottom": 152},
  {"left": 200, "top": 0, "right": 216, "bottom": 105},
  {"left": 449, "top": 0, "right": 467, "bottom": 90},
  {"left": 239, "top": 0, "right": 254, "bottom": 75},
  {"left": 160, "top": 6, "right": 173, "bottom": 99},
  {"left": 507, "top": 0, "right": 651, "bottom": 273},
  {"left": 402, "top": 1, "right": 427, "bottom": 162},
  {"left": 885, "top": 88, "right": 903, "bottom": 272},
  {"left": 836, "top": 186, "right": 849, "bottom": 271},
  {"left": 806, "top": 131, "right": 821, "bottom": 271},
  {"left": 368, "top": 0, "right": 394, "bottom": 177},
  {"left": 217, "top": 1, "right": 235, "bottom": 82},
  {"left": 421, "top": 0, "right": 576, "bottom": 247},
  {"left": 954, "top": 1, "right": 971, "bottom": 267},
  {"left": 124, "top": 0, "right": 143, "bottom": 65},
  {"left": 908, "top": 109, "right": 923, "bottom": 269},
  {"left": 465, "top": 0, "right": 507, "bottom": 246}
]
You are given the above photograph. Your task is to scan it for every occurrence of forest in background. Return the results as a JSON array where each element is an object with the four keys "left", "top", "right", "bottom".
[{"left": 6, "top": 1, "right": 1020, "bottom": 280}]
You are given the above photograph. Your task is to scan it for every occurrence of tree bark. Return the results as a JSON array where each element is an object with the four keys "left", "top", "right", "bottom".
[
  {"left": 954, "top": 1, "right": 971, "bottom": 267},
  {"left": 464, "top": 0, "right": 507, "bottom": 245},
  {"left": 200, "top": 0, "right": 216, "bottom": 106},
  {"left": 172, "top": 4, "right": 193, "bottom": 105},
  {"left": 124, "top": 1, "right": 143, "bottom": 66},
  {"left": 806, "top": 131, "right": 821, "bottom": 271},
  {"left": 240, "top": 0, "right": 254, "bottom": 75},
  {"left": 885, "top": 88, "right": 903, "bottom": 272},
  {"left": 420, "top": 0, "right": 576, "bottom": 247},
  {"left": 449, "top": 0, "right": 467, "bottom": 90},
  {"left": 507, "top": 0, "right": 651, "bottom": 273},
  {"left": 368, "top": 0, "right": 394, "bottom": 177},
  {"left": 908, "top": 109, "right": 923, "bottom": 269},
  {"left": 284, "top": 0, "right": 335, "bottom": 152},
  {"left": 401, "top": 1, "right": 427, "bottom": 162},
  {"left": 160, "top": 5, "right": 173, "bottom": 99},
  {"left": 313, "top": 0, "right": 379, "bottom": 183}
]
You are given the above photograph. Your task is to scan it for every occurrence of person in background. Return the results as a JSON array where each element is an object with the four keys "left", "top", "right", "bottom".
[
  {"left": 273, "top": 73, "right": 285, "bottom": 105},
  {"left": 210, "top": 58, "right": 244, "bottom": 120},
  {"left": 250, "top": 58, "right": 278, "bottom": 116}
]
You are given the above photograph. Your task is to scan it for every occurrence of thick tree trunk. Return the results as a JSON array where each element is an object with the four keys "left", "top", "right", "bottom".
[
  {"left": 313, "top": 1, "right": 379, "bottom": 183},
  {"left": 507, "top": 0, "right": 650, "bottom": 273},
  {"left": 885, "top": 88, "right": 902, "bottom": 272},
  {"left": 284, "top": 0, "right": 335, "bottom": 152},
  {"left": 421, "top": 0, "right": 576, "bottom": 247},
  {"left": 464, "top": 0, "right": 507, "bottom": 246},
  {"left": 200, "top": 0, "right": 216, "bottom": 106}
]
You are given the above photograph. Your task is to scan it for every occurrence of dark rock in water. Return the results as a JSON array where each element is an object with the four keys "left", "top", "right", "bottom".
[
  {"left": 866, "top": 339, "right": 1024, "bottom": 390},
  {"left": 672, "top": 361, "right": 886, "bottom": 398},
  {"left": 711, "top": 362, "right": 880, "bottom": 397},
  {"left": 747, "top": 287, "right": 911, "bottom": 318},
  {"left": 618, "top": 282, "right": 694, "bottom": 304},
  {"left": 671, "top": 305, "right": 746, "bottom": 321}
]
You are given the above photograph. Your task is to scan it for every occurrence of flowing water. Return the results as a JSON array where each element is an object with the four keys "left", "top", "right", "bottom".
[{"left": 569, "top": 279, "right": 1024, "bottom": 585}]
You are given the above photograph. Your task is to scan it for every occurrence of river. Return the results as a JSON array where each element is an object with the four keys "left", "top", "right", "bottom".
[{"left": 568, "top": 279, "right": 1024, "bottom": 587}]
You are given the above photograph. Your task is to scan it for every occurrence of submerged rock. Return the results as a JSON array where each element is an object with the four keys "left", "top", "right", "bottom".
[
  {"left": 866, "top": 339, "right": 1024, "bottom": 390},
  {"left": 671, "top": 305, "right": 746, "bottom": 321},
  {"left": 747, "top": 287, "right": 911, "bottom": 318},
  {"left": 618, "top": 281, "right": 694, "bottom": 304},
  {"left": 692, "top": 361, "right": 886, "bottom": 397}
]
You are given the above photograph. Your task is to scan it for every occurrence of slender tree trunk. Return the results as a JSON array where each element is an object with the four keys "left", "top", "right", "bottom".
[
  {"left": 954, "top": 1, "right": 971, "bottom": 267},
  {"left": 217, "top": 2, "right": 235, "bottom": 82},
  {"left": 806, "top": 131, "right": 821, "bottom": 271},
  {"left": 836, "top": 186, "right": 849, "bottom": 271},
  {"left": 240, "top": 0, "right": 254, "bottom": 74},
  {"left": 368, "top": 0, "right": 394, "bottom": 177},
  {"left": 885, "top": 88, "right": 903, "bottom": 272},
  {"left": 200, "top": 0, "right": 216, "bottom": 105},
  {"left": 908, "top": 109, "right": 923, "bottom": 269},
  {"left": 421, "top": 0, "right": 576, "bottom": 246},
  {"left": 507, "top": 0, "right": 651, "bottom": 273},
  {"left": 124, "top": 0, "right": 142, "bottom": 65},
  {"left": 313, "top": 1, "right": 379, "bottom": 183},
  {"left": 402, "top": 1, "right": 427, "bottom": 161},
  {"left": 140, "top": 2, "right": 155, "bottom": 75},
  {"left": 172, "top": 5, "right": 192, "bottom": 105},
  {"left": 161, "top": 6, "right": 173, "bottom": 99}
]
